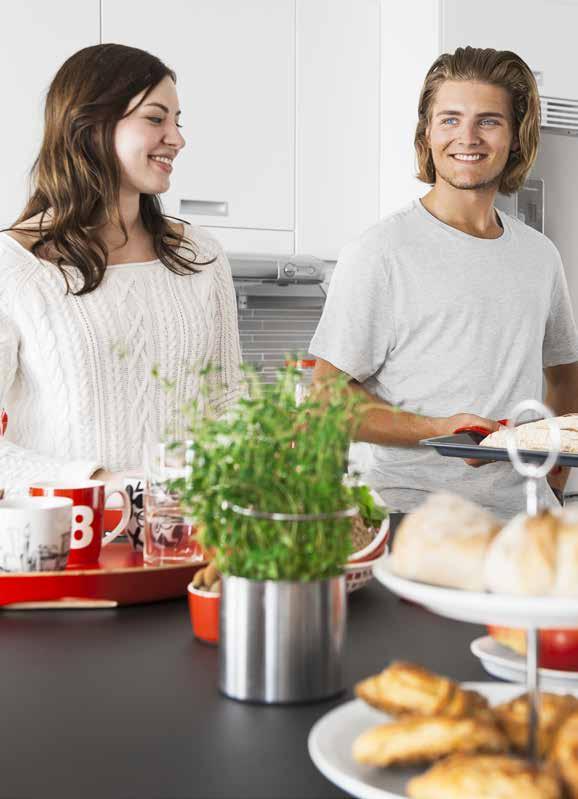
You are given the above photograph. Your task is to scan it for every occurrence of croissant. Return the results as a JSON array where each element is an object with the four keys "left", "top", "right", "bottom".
[
  {"left": 549, "top": 711, "right": 578, "bottom": 799},
  {"left": 493, "top": 692, "right": 578, "bottom": 758},
  {"left": 407, "top": 754, "right": 562, "bottom": 799},
  {"left": 355, "top": 661, "right": 491, "bottom": 720},
  {"left": 353, "top": 716, "right": 508, "bottom": 767}
]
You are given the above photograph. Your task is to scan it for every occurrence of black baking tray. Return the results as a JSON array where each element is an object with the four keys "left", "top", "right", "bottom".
[{"left": 421, "top": 433, "right": 578, "bottom": 468}]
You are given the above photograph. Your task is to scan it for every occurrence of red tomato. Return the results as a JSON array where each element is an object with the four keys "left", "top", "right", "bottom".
[
  {"left": 539, "top": 629, "right": 578, "bottom": 670},
  {"left": 488, "top": 625, "right": 578, "bottom": 671}
]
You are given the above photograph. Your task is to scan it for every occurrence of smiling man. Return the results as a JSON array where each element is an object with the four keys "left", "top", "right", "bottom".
[{"left": 310, "top": 47, "right": 578, "bottom": 519}]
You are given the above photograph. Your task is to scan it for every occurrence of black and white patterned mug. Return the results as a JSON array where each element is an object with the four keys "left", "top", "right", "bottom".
[{"left": 124, "top": 477, "right": 145, "bottom": 551}]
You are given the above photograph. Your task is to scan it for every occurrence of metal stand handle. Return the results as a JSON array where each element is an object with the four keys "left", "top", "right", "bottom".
[
  {"left": 526, "top": 628, "right": 540, "bottom": 762},
  {"left": 504, "top": 399, "right": 560, "bottom": 763}
]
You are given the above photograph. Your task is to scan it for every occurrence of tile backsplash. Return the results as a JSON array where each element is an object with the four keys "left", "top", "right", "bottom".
[{"left": 237, "top": 291, "right": 324, "bottom": 382}]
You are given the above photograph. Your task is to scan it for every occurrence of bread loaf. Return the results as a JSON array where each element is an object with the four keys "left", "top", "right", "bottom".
[{"left": 481, "top": 415, "right": 578, "bottom": 453}]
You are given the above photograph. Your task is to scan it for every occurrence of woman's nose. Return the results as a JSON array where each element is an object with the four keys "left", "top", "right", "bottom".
[{"left": 164, "top": 124, "right": 186, "bottom": 150}]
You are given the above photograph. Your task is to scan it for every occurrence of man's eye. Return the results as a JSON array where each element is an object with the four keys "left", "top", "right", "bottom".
[
  {"left": 441, "top": 118, "right": 458, "bottom": 125},
  {"left": 480, "top": 119, "right": 499, "bottom": 126}
]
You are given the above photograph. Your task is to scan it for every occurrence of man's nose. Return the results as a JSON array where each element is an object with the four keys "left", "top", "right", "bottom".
[{"left": 457, "top": 120, "right": 482, "bottom": 146}]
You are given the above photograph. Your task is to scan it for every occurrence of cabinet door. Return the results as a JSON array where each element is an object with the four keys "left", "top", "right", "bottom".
[
  {"left": 103, "top": 0, "right": 295, "bottom": 248},
  {"left": 295, "top": 0, "right": 380, "bottom": 260},
  {"left": 0, "top": 1, "right": 99, "bottom": 228},
  {"left": 380, "top": 0, "right": 441, "bottom": 218},
  {"left": 442, "top": 0, "right": 578, "bottom": 99}
]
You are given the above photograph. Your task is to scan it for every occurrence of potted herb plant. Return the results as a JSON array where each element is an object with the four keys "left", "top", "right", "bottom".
[{"left": 171, "top": 365, "right": 364, "bottom": 703}]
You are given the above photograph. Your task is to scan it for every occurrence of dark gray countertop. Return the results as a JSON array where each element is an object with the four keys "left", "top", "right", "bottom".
[{"left": 0, "top": 582, "right": 489, "bottom": 799}]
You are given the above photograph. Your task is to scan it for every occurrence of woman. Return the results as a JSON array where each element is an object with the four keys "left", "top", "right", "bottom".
[{"left": 0, "top": 44, "right": 242, "bottom": 491}]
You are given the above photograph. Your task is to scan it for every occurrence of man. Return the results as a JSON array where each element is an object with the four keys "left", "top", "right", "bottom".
[{"left": 309, "top": 46, "right": 578, "bottom": 519}]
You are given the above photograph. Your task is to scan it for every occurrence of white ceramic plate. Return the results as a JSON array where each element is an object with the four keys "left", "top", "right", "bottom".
[
  {"left": 471, "top": 635, "right": 578, "bottom": 691},
  {"left": 373, "top": 555, "right": 578, "bottom": 628},
  {"left": 308, "top": 682, "right": 525, "bottom": 799}
]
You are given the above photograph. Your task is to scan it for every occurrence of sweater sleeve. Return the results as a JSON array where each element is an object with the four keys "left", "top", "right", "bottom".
[
  {"left": 0, "top": 292, "right": 101, "bottom": 493},
  {"left": 206, "top": 247, "right": 244, "bottom": 416}
]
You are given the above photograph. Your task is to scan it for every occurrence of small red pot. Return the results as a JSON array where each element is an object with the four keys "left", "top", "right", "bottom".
[{"left": 187, "top": 583, "right": 220, "bottom": 645}]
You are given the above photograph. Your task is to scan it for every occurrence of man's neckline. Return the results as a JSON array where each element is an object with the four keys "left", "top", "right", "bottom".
[{"left": 416, "top": 199, "right": 510, "bottom": 244}]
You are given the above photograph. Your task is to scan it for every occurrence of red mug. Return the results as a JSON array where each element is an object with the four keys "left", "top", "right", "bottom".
[{"left": 29, "top": 480, "right": 131, "bottom": 567}]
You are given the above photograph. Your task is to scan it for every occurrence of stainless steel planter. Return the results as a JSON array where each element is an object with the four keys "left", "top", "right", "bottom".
[{"left": 219, "top": 574, "right": 347, "bottom": 704}]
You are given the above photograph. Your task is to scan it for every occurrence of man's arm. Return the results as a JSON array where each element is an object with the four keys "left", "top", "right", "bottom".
[
  {"left": 312, "top": 358, "right": 500, "bottom": 447},
  {"left": 544, "top": 361, "right": 578, "bottom": 492}
]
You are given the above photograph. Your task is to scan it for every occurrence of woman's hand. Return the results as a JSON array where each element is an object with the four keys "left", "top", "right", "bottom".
[{"left": 91, "top": 468, "right": 144, "bottom": 492}]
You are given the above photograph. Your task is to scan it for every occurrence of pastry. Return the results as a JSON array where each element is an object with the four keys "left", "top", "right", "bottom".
[
  {"left": 355, "top": 660, "right": 491, "bottom": 720},
  {"left": 484, "top": 511, "right": 558, "bottom": 595},
  {"left": 390, "top": 493, "right": 501, "bottom": 590},
  {"left": 406, "top": 753, "right": 562, "bottom": 799},
  {"left": 549, "top": 711, "right": 578, "bottom": 798},
  {"left": 481, "top": 414, "right": 578, "bottom": 453},
  {"left": 352, "top": 716, "right": 508, "bottom": 767},
  {"left": 493, "top": 691, "right": 578, "bottom": 757}
]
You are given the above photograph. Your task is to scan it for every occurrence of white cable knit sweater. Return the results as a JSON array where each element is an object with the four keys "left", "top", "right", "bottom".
[{"left": 0, "top": 224, "right": 242, "bottom": 490}]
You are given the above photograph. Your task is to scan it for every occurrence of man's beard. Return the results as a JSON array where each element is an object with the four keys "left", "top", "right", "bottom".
[{"left": 436, "top": 162, "right": 504, "bottom": 192}]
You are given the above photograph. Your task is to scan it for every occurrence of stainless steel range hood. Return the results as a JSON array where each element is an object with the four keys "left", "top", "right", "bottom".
[{"left": 229, "top": 253, "right": 327, "bottom": 286}]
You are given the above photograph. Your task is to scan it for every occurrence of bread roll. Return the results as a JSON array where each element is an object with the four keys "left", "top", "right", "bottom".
[
  {"left": 390, "top": 493, "right": 501, "bottom": 590},
  {"left": 484, "top": 507, "right": 578, "bottom": 597},
  {"left": 481, "top": 415, "right": 578, "bottom": 453},
  {"left": 484, "top": 511, "right": 558, "bottom": 595},
  {"left": 551, "top": 506, "right": 578, "bottom": 597}
]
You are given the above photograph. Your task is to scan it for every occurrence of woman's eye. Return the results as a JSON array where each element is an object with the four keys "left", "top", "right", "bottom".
[
  {"left": 441, "top": 118, "right": 458, "bottom": 125},
  {"left": 147, "top": 116, "right": 163, "bottom": 124},
  {"left": 480, "top": 119, "right": 499, "bottom": 126},
  {"left": 176, "top": 123, "right": 184, "bottom": 129}
]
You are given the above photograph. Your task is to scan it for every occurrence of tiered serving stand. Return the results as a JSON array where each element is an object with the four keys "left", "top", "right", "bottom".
[{"left": 309, "top": 400, "right": 578, "bottom": 799}]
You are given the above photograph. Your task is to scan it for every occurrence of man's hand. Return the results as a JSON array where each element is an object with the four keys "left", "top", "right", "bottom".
[
  {"left": 547, "top": 465, "right": 570, "bottom": 494},
  {"left": 434, "top": 413, "right": 501, "bottom": 438},
  {"left": 433, "top": 413, "right": 501, "bottom": 469}
]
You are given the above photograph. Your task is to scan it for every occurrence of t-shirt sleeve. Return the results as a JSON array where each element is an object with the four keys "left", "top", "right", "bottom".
[
  {"left": 543, "top": 248, "right": 578, "bottom": 368},
  {"left": 309, "top": 235, "right": 394, "bottom": 383}
]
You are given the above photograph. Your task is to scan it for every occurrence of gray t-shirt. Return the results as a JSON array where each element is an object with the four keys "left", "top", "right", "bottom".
[{"left": 309, "top": 200, "right": 578, "bottom": 519}]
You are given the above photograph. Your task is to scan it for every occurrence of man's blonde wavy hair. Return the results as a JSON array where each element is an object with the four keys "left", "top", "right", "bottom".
[{"left": 414, "top": 47, "right": 541, "bottom": 195}]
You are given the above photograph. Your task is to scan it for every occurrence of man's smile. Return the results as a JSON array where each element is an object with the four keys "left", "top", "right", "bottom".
[{"left": 449, "top": 153, "right": 488, "bottom": 162}]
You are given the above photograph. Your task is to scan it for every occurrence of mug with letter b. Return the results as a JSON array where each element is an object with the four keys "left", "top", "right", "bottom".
[{"left": 29, "top": 480, "right": 131, "bottom": 567}]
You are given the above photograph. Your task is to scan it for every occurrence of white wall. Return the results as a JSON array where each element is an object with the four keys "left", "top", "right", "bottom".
[{"left": 0, "top": 1, "right": 100, "bottom": 228}]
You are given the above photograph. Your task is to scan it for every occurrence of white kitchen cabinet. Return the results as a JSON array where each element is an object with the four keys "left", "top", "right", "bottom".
[
  {"left": 295, "top": 0, "right": 380, "bottom": 261},
  {"left": 379, "top": 0, "right": 441, "bottom": 218},
  {"left": 0, "top": 1, "right": 99, "bottom": 228},
  {"left": 102, "top": 0, "right": 295, "bottom": 254},
  {"left": 442, "top": 0, "right": 578, "bottom": 100}
]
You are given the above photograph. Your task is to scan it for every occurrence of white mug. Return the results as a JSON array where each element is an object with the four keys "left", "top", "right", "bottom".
[{"left": 0, "top": 496, "right": 73, "bottom": 572}]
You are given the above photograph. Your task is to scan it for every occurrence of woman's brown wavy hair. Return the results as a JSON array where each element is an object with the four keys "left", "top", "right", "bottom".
[
  {"left": 414, "top": 46, "right": 541, "bottom": 195},
  {"left": 9, "top": 43, "right": 211, "bottom": 294}
]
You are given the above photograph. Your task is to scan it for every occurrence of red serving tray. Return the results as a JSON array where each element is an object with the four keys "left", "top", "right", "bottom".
[{"left": 0, "top": 543, "right": 204, "bottom": 610}]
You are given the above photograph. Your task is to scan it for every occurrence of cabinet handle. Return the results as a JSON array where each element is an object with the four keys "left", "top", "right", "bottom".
[{"left": 179, "top": 199, "right": 229, "bottom": 216}]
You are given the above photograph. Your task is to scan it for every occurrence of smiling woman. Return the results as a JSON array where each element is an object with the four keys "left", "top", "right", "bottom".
[{"left": 0, "top": 44, "right": 242, "bottom": 492}]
